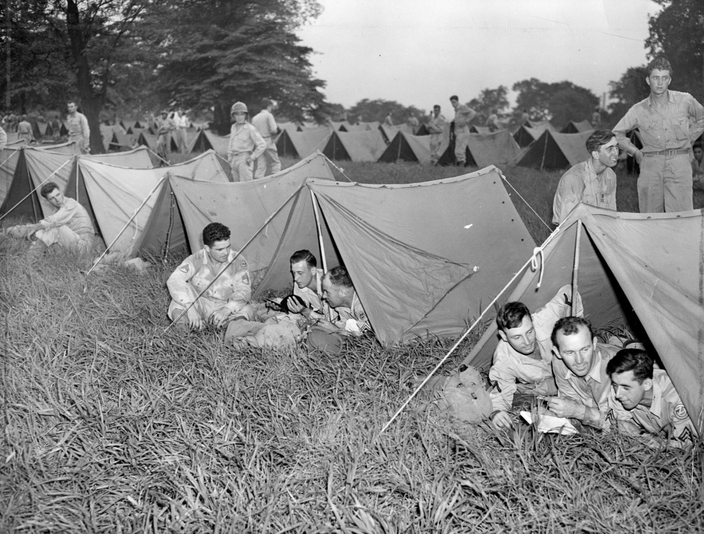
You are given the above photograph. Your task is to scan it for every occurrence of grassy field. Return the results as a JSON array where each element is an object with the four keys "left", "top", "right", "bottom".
[{"left": 1, "top": 155, "right": 703, "bottom": 532}]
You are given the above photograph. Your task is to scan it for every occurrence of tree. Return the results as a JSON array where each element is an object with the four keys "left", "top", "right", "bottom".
[
  {"left": 150, "top": 0, "right": 326, "bottom": 133},
  {"left": 467, "top": 86, "right": 509, "bottom": 126},
  {"left": 347, "top": 99, "right": 423, "bottom": 125},
  {"left": 512, "top": 79, "right": 598, "bottom": 128},
  {"left": 607, "top": 66, "right": 650, "bottom": 126},
  {"left": 646, "top": 0, "right": 704, "bottom": 102}
]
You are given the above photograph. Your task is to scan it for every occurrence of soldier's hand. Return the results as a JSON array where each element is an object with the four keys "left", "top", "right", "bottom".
[
  {"left": 210, "top": 308, "right": 231, "bottom": 327},
  {"left": 287, "top": 299, "right": 306, "bottom": 314},
  {"left": 635, "top": 150, "right": 643, "bottom": 165},
  {"left": 491, "top": 410, "right": 513, "bottom": 430},
  {"left": 547, "top": 397, "right": 586, "bottom": 419},
  {"left": 187, "top": 308, "right": 204, "bottom": 331}
]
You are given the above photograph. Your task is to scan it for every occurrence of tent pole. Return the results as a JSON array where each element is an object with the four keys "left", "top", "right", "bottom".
[
  {"left": 571, "top": 220, "right": 582, "bottom": 315},
  {"left": 162, "top": 190, "right": 176, "bottom": 264},
  {"left": 310, "top": 189, "right": 327, "bottom": 273},
  {"left": 0, "top": 157, "right": 72, "bottom": 222},
  {"left": 540, "top": 133, "right": 549, "bottom": 170},
  {"left": 164, "top": 183, "right": 307, "bottom": 333},
  {"left": 86, "top": 173, "right": 170, "bottom": 276}
]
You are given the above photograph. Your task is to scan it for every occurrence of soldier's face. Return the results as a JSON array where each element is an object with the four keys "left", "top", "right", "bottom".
[
  {"left": 594, "top": 138, "right": 619, "bottom": 169},
  {"left": 694, "top": 147, "right": 703, "bottom": 162},
  {"left": 553, "top": 326, "right": 596, "bottom": 377},
  {"left": 232, "top": 112, "right": 246, "bottom": 124},
  {"left": 291, "top": 260, "right": 315, "bottom": 289},
  {"left": 45, "top": 188, "right": 64, "bottom": 209},
  {"left": 646, "top": 69, "right": 671, "bottom": 96},
  {"left": 611, "top": 370, "right": 651, "bottom": 410},
  {"left": 322, "top": 276, "right": 346, "bottom": 309},
  {"left": 67, "top": 103, "right": 77, "bottom": 114},
  {"left": 498, "top": 315, "right": 536, "bottom": 356},
  {"left": 206, "top": 239, "right": 231, "bottom": 264}
]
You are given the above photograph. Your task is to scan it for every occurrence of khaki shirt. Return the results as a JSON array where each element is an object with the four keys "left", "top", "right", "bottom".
[
  {"left": 228, "top": 122, "right": 266, "bottom": 160},
  {"left": 41, "top": 197, "right": 94, "bottom": 237},
  {"left": 552, "top": 159, "right": 617, "bottom": 225},
  {"left": 608, "top": 369, "right": 697, "bottom": 441},
  {"left": 331, "top": 291, "right": 371, "bottom": 336},
  {"left": 167, "top": 250, "right": 251, "bottom": 313},
  {"left": 552, "top": 342, "right": 620, "bottom": 428}
]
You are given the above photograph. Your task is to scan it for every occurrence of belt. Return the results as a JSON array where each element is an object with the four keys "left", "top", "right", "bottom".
[
  {"left": 643, "top": 148, "right": 689, "bottom": 157},
  {"left": 230, "top": 152, "right": 250, "bottom": 156}
]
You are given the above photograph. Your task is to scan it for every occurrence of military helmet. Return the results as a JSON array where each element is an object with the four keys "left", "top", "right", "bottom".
[{"left": 231, "top": 101, "right": 248, "bottom": 114}]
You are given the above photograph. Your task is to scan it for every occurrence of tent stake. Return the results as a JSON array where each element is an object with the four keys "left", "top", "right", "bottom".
[{"left": 571, "top": 220, "right": 582, "bottom": 315}]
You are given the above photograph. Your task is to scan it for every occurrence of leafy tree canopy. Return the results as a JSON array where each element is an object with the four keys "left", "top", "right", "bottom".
[
  {"left": 512, "top": 78, "right": 598, "bottom": 128},
  {"left": 346, "top": 99, "right": 424, "bottom": 125},
  {"left": 467, "top": 86, "right": 509, "bottom": 126}
]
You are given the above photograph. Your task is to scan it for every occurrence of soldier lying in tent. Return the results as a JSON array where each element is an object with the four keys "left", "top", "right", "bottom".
[
  {"left": 488, "top": 285, "right": 583, "bottom": 430},
  {"left": 606, "top": 348, "right": 698, "bottom": 448}
]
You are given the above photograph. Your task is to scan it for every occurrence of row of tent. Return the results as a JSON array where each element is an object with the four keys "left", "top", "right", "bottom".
[{"left": 1, "top": 140, "right": 701, "bottom": 434}]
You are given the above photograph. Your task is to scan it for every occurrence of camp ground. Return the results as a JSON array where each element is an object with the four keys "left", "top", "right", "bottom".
[
  {"left": 377, "top": 131, "right": 433, "bottom": 164},
  {"left": 160, "top": 162, "right": 535, "bottom": 346},
  {"left": 513, "top": 124, "right": 554, "bottom": 148},
  {"left": 275, "top": 127, "right": 332, "bottom": 159},
  {"left": 515, "top": 129, "right": 592, "bottom": 170},
  {"left": 322, "top": 129, "right": 388, "bottom": 162},
  {"left": 460, "top": 203, "right": 704, "bottom": 434},
  {"left": 185, "top": 129, "right": 229, "bottom": 157}
]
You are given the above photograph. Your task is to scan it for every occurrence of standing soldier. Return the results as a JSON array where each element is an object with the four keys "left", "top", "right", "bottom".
[
  {"left": 66, "top": 101, "right": 90, "bottom": 153},
  {"left": 155, "top": 110, "right": 175, "bottom": 163},
  {"left": 427, "top": 105, "right": 446, "bottom": 165},
  {"left": 251, "top": 98, "right": 282, "bottom": 179},
  {"left": 449, "top": 95, "right": 476, "bottom": 167},
  {"left": 227, "top": 102, "right": 266, "bottom": 182},
  {"left": 17, "top": 115, "right": 34, "bottom": 144}
]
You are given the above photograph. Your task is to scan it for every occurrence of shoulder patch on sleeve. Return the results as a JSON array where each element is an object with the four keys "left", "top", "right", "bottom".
[
  {"left": 241, "top": 272, "right": 250, "bottom": 285},
  {"left": 672, "top": 404, "right": 688, "bottom": 420},
  {"left": 179, "top": 265, "right": 190, "bottom": 273},
  {"left": 240, "top": 259, "right": 248, "bottom": 270}
]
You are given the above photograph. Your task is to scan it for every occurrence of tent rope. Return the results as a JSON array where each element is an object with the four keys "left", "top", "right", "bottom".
[
  {"left": 164, "top": 183, "right": 306, "bottom": 333},
  {"left": 378, "top": 241, "right": 556, "bottom": 436},
  {"left": 321, "top": 153, "right": 354, "bottom": 182},
  {"left": 0, "top": 150, "right": 17, "bottom": 169},
  {"left": 499, "top": 173, "right": 552, "bottom": 232},
  {"left": 531, "top": 247, "right": 545, "bottom": 288},
  {"left": 0, "top": 158, "right": 72, "bottom": 221},
  {"left": 144, "top": 146, "right": 171, "bottom": 167}
]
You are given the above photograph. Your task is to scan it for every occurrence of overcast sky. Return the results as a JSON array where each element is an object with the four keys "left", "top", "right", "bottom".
[{"left": 297, "top": 0, "right": 661, "bottom": 112}]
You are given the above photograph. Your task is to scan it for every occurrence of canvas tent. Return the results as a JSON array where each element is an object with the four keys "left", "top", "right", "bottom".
[
  {"left": 377, "top": 131, "right": 433, "bottom": 164},
  {"left": 513, "top": 125, "right": 553, "bottom": 148},
  {"left": 166, "top": 163, "right": 536, "bottom": 347},
  {"left": 515, "top": 129, "right": 592, "bottom": 170},
  {"left": 462, "top": 204, "right": 704, "bottom": 434},
  {"left": 378, "top": 124, "right": 414, "bottom": 143},
  {"left": 561, "top": 120, "right": 593, "bottom": 134},
  {"left": 437, "top": 130, "right": 522, "bottom": 168},
  {"left": 322, "top": 130, "right": 387, "bottom": 162},
  {"left": 78, "top": 150, "right": 228, "bottom": 257},
  {"left": 275, "top": 128, "right": 332, "bottom": 160}
]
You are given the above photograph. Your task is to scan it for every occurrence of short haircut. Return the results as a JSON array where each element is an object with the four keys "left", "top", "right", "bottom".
[
  {"left": 290, "top": 249, "right": 317, "bottom": 268},
  {"left": 496, "top": 301, "right": 530, "bottom": 332},
  {"left": 21, "top": 114, "right": 27, "bottom": 121},
  {"left": 261, "top": 98, "right": 272, "bottom": 108},
  {"left": 646, "top": 57, "right": 672, "bottom": 77},
  {"left": 202, "top": 222, "right": 230, "bottom": 247},
  {"left": 606, "top": 348, "right": 654, "bottom": 383},
  {"left": 67, "top": 101, "right": 76, "bottom": 107},
  {"left": 694, "top": 144, "right": 702, "bottom": 150},
  {"left": 433, "top": 105, "right": 441, "bottom": 110},
  {"left": 325, "top": 265, "right": 353, "bottom": 289},
  {"left": 449, "top": 95, "right": 459, "bottom": 102},
  {"left": 586, "top": 129, "right": 616, "bottom": 153},
  {"left": 40, "top": 182, "right": 60, "bottom": 198},
  {"left": 551, "top": 316, "right": 594, "bottom": 350}
]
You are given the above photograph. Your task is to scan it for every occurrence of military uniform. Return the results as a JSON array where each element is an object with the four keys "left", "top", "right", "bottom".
[
  {"left": 331, "top": 291, "right": 370, "bottom": 336},
  {"left": 227, "top": 122, "right": 266, "bottom": 182},
  {"left": 32, "top": 197, "right": 95, "bottom": 251},
  {"left": 453, "top": 104, "right": 476, "bottom": 165},
  {"left": 608, "top": 369, "right": 697, "bottom": 441},
  {"left": 252, "top": 109, "right": 281, "bottom": 179},
  {"left": 552, "top": 159, "right": 617, "bottom": 225},
  {"left": 167, "top": 250, "right": 253, "bottom": 324},
  {"left": 427, "top": 113, "right": 446, "bottom": 165},
  {"left": 552, "top": 342, "right": 620, "bottom": 428},
  {"left": 67, "top": 111, "right": 90, "bottom": 152},
  {"left": 489, "top": 285, "right": 583, "bottom": 412}
]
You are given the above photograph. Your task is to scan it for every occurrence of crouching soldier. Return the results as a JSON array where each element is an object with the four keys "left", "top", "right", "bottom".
[{"left": 167, "top": 222, "right": 254, "bottom": 330}]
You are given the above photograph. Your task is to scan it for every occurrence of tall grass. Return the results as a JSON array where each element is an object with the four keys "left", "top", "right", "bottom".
[{"left": 1, "top": 154, "right": 702, "bottom": 532}]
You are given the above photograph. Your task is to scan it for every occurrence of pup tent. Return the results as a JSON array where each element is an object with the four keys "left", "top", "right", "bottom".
[
  {"left": 377, "top": 131, "right": 433, "bottom": 164},
  {"left": 76, "top": 151, "right": 229, "bottom": 257},
  {"left": 185, "top": 130, "right": 229, "bottom": 157},
  {"left": 515, "top": 129, "right": 592, "bottom": 170},
  {"left": 164, "top": 163, "right": 536, "bottom": 346},
  {"left": 561, "top": 120, "right": 593, "bottom": 134},
  {"left": 513, "top": 125, "right": 553, "bottom": 148},
  {"left": 437, "top": 130, "right": 523, "bottom": 168},
  {"left": 276, "top": 128, "right": 332, "bottom": 160},
  {"left": 0, "top": 145, "right": 152, "bottom": 223},
  {"left": 322, "top": 129, "right": 388, "bottom": 162},
  {"left": 461, "top": 204, "right": 704, "bottom": 434}
]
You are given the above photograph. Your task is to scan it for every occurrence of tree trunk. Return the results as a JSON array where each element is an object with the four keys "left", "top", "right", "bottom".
[{"left": 66, "top": 0, "right": 105, "bottom": 153}]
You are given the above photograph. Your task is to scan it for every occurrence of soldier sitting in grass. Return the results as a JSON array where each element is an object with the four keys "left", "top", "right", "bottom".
[
  {"left": 285, "top": 249, "right": 328, "bottom": 320},
  {"left": 489, "top": 286, "right": 582, "bottom": 431},
  {"left": 167, "top": 222, "right": 254, "bottom": 331},
  {"left": 6, "top": 182, "right": 95, "bottom": 257},
  {"left": 547, "top": 316, "right": 620, "bottom": 429},
  {"left": 606, "top": 348, "right": 697, "bottom": 448}
]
